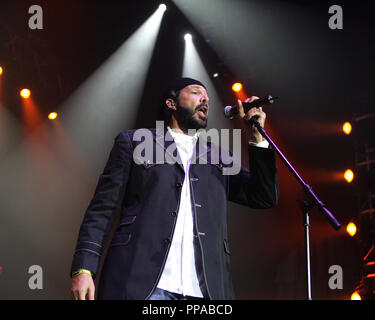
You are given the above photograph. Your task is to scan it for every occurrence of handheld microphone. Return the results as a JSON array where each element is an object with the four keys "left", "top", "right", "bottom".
[{"left": 223, "top": 95, "right": 278, "bottom": 119}]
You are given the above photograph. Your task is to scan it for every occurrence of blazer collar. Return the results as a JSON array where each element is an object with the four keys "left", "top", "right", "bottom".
[{"left": 153, "top": 127, "right": 214, "bottom": 170}]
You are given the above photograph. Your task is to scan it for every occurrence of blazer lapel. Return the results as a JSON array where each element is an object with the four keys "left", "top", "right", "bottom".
[
  {"left": 154, "top": 128, "right": 184, "bottom": 172},
  {"left": 193, "top": 134, "right": 223, "bottom": 166}
]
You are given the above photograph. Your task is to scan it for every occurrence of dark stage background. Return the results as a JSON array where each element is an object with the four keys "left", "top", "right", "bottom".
[{"left": 0, "top": 0, "right": 373, "bottom": 299}]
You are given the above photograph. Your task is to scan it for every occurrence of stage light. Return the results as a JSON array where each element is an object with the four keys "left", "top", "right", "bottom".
[
  {"left": 20, "top": 89, "right": 31, "bottom": 99},
  {"left": 344, "top": 169, "right": 354, "bottom": 183},
  {"left": 48, "top": 112, "right": 58, "bottom": 120},
  {"left": 182, "top": 27, "right": 228, "bottom": 130},
  {"left": 0, "top": 66, "right": 3, "bottom": 75},
  {"left": 213, "top": 73, "right": 219, "bottom": 78},
  {"left": 346, "top": 222, "right": 357, "bottom": 237},
  {"left": 232, "top": 82, "right": 243, "bottom": 92},
  {"left": 350, "top": 291, "right": 361, "bottom": 300},
  {"left": 158, "top": 4, "right": 167, "bottom": 12},
  {"left": 184, "top": 33, "right": 192, "bottom": 41},
  {"left": 59, "top": 3, "right": 166, "bottom": 159},
  {"left": 342, "top": 122, "right": 352, "bottom": 135}
]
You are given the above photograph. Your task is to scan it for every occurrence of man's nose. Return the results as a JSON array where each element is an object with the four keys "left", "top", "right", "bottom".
[{"left": 200, "top": 95, "right": 209, "bottom": 106}]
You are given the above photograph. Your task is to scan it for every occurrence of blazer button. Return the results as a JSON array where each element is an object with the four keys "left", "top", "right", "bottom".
[
  {"left": 164, "top": 237, "right": 172, "bottom": 244},
  {"left": 171, "top": 211, "right": 177, "bottom": 217},
  {"left": 176, "top": 182, "right": 182, "bottom": 188}
]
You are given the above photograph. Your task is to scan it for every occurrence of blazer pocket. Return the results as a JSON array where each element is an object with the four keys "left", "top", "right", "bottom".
[
  {"left": 110, "top": 232, "right": 132, "bottom": 247},
  {"left": 210, "top": 163, "right": 232, "bottom": 172},
  {"left": 134, "top": 157, "right": 164, "bottom": 169},
  {"left": 119, "top": 215, "right": 136, "bottom": 227},
  {"left": 210, "top": 163, "right": 224, "bottom": 172},
  {"left": 223, "top": 239, "right": 231, "bottom": 255}
]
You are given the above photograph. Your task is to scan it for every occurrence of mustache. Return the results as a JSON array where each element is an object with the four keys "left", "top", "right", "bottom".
[{"left": 194, "top": 103, "right": 208, "bottom": 113}]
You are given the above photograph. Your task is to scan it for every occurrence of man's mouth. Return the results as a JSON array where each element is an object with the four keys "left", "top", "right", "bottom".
[
  {"left": 196, "top": 105, "right": 208, "bottom": 119},
  {"left": 198, "top": 110, "right": 206, "bottom": 119}
]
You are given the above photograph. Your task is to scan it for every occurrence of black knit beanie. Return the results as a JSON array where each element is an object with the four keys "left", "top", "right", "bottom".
[
  {"left": 157, "top": 77, "right": 207, "bottom": 123},
  {"left": 165, "top": 77, "right": 207, "bottom": 96}
]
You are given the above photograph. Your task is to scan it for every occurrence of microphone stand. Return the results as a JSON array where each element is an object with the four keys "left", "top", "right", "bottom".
[{"left": 251, "top": 119, "right": 341, "bottom": 300}]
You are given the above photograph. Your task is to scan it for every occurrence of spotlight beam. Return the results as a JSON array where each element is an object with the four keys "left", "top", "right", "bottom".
[
  {"left": 184, "top": 33, "right": 192, "bottom": 41},
  {"left": 182, "top": 34, "right": 228, "bottom": 131},
  {"left": 59, "top": 6, "right": 166, "bottom": 169},
  {"left": 159, "top": 3, "right": 167, "bottom": 12}
]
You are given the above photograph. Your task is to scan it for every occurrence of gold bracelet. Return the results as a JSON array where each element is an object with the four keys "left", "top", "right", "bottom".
[{"left": 72, "top": 269, "right": 92, "bottom": 277}]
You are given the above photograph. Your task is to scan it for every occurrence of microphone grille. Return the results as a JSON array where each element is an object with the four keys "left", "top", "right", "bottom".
[{"left": 224, "top": 105, "right": 233, "bottom": 119}]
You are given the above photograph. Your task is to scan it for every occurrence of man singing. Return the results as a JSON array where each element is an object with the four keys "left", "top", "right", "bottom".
[{"left": 70, "top": 77, "right": 278, "bottom": 300}]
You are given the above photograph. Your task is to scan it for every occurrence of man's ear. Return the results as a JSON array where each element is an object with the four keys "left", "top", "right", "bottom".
[{"left": 166, "top": 98, "right": 177, "bottom": 110}]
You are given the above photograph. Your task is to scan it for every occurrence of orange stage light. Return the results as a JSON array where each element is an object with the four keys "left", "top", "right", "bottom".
[
  {"left": 350, "top": 292, "right": 361, "bottom": 300},
  {"left": 342, "top": 122, "right": 352, "bottom": 135},
  {"left": 344, "top": 169, "right": 354, "bottom": 183},
  {"left": 21, "top": 92, "right": 43, "bottom": 132},
  {"left": 48, "top": 112, "right": 58, "bottom": 120},
  {"left": 20, "top": 89, "right": 31, "bottom": 99},
  {"left": 346, "top": 222, "right": 357, "bottom": 237},
  {"left": 232, "top": 82, "right": 243, "bottom": 92},
  {"left": 0, "top": 66, "right": 3, "bottom": 75}
]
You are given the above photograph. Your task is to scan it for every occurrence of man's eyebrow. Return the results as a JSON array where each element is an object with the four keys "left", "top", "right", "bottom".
[{"left": 190, "top": 86, "right": 207, "bottom": 93}]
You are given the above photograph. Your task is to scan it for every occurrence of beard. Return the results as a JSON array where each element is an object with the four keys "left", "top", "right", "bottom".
[{"left": 175, "top": 102, "right": 208, "bottom": 131}]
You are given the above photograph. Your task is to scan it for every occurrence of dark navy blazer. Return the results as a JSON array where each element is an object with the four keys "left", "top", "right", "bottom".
[{"left": 70, "top": 128, "right": 279, "bottom": 299}]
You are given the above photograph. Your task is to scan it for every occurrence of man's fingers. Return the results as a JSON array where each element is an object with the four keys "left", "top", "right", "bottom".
[
  {"left": 237, "top": 96, "right": 261, "bottom": 119},
  {"left": 71, "top": 287, "right": 93, "bottom": 300},
  {"left": 70, "top": 290, "right": 76, "bottom": 300},
  {"left": 71, "top": 289, "right": 81, "bottom": 300},
  {"left": 88, "top": 285, "right": 95, "bottom": 300},
  {"left": 237, "top": 99, "right": 245, "bottom": 118},
  {"left": 71, "top": 273, "right": 95, "bottom": 300},
  {"left": 246, "top": 96, "right": 259, "bottom": 103},
  {"left": 245, "top": 108, "right": 263, "bottom": 121},
  {"left": 79, "top": 289, "right": 88, "bottom": 300}
]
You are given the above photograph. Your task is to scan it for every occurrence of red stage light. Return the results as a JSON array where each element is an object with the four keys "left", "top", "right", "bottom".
[
  {"left": 232, "top": 82, "right": 243, "bottom": 92},
  {"left": 346, "top": 222, "right": 357, "bottom": 237},
  {"left": 20, "top": 89, "right": 31, "bottom": 99},
  {"left": 342, "top": 122, "right": 352, "bottom": 135},
  {"left": 350, "top": 291, "right": 361, "bottom": 300},
  {"left": 48, "top": 112, "right": 58, "bottom": 120},
  {"left": 344, "top": 169, "right": 354, "bottom": 183}
]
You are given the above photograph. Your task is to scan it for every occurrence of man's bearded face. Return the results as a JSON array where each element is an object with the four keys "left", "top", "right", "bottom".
[{"left": 175, "top": 85, "right": 209, "bottom": 130}]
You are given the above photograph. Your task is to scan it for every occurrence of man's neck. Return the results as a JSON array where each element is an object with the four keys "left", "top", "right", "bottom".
[
  {"left": 168, "top": 117, "right": 204, "bottom": 137},
  {"left": 168, "top": 119, "right": 188, "bottom": 135}
]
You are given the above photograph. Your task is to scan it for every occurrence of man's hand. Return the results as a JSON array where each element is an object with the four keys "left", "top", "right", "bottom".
[
  {"left": 237, "top": 96, "right": 266, "bottom": 144},
  {"left": 70, "top": 273, "right": 95, "bottom": 300}
]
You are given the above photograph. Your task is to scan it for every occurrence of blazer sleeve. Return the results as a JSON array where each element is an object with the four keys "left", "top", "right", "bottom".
[
  {"left": 70, "top": 131, "right": 133, "bottom": 278},
  {"left": 228, "top": 145, "right": 279, "bottom": 209}
]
